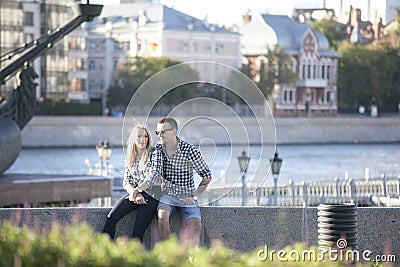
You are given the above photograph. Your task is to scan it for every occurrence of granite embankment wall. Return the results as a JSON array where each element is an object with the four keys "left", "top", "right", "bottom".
[
  {"left": 21, "top": 115, "right": 400, "bottom": 147},
  {"left": 0, "top": 207, "right": 399, "bottom": 259}
]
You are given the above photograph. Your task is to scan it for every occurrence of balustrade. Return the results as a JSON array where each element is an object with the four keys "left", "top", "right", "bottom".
[{"left": 203, "top": 176, "right": 400, "bottom": 207}]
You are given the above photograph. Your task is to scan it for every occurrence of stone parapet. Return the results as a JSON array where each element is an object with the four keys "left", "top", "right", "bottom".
[{"left": 0, "top": 207, "right": 398, "bottom": 260}]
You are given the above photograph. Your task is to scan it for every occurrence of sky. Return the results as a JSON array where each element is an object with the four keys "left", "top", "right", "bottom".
[
  {"left": 89, "top": 0, "right": 343, "bottom": 26},
  {"left": 88, "top": 0, "right": 382, "bottom": 26}
]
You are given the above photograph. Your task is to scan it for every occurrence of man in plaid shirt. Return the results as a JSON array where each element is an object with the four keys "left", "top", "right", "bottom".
[{"left": 155, "top": 117, "right": 212, "bottom": 247}]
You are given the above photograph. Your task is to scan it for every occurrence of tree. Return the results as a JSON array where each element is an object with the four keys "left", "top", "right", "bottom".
[
  {"left": 338, "top": 42, "right": 400, "bottom": 112},
  {"left": 311, "top": 19, "right": 343, "bottom": 50},
  {"left": 396, "top": 11, "right": 400, "bottom": 47},
  {"left": 107, "top": 56, "right": 198, "bottom": 112},
  {"left": 256, "top": 45, "right": 297, "bottom": 98},
  {"left": 106, "top": 83, "right": 130, "bottom": 113}
]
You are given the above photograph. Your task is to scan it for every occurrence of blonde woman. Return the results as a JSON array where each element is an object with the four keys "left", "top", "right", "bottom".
[{"left": 102, "top": 125, "right": 163, "bottom": 242}]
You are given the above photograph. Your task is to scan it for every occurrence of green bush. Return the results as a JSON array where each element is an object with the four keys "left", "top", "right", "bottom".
[{"left": 0, "top": 220, "right": 376, "bottom": 267}]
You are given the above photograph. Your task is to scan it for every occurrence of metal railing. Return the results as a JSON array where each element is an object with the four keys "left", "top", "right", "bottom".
[{"left": 203, "top": 176, "right": 400, "bottom": 207}]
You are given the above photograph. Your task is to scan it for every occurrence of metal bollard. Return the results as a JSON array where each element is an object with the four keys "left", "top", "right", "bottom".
[{"left": 317, "top": 203, "right": 358, "bottom": 250}]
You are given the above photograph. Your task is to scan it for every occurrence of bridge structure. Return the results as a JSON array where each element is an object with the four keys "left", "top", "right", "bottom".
[
  {"left": 203, "top": 176, "right": 400, "bottom": 207},
  {"left": 0, "top": 2, "right": 112, "bottom": 208}
]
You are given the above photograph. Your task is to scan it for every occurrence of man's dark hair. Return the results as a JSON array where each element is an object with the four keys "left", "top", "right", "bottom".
[{"left": 159, "top": 117, "right": 178, "bottom": 130}]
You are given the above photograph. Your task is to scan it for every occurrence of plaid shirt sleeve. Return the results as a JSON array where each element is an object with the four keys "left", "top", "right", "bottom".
[
  {"left": 123, "top": 162, "right": 138, "bottom": 188},
  {"left": 190, "top": 146, "right": 212, "bottom": 180},
  {"left": 144, "top": 146, "right": 163, "bottom": 186}
]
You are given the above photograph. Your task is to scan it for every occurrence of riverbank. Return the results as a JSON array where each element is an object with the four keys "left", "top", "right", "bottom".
[{"left": 21, "top": 115, "right": 400, "bottom": 147}]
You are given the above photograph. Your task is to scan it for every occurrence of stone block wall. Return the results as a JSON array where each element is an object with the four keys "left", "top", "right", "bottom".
[{"left": 0, "top": 207, "right": 398, "bottom": 261}]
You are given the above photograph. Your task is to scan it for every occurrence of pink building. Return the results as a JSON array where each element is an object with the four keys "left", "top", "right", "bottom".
[{"left": 241, "top": 14, "right": 340, "bottom": 116}]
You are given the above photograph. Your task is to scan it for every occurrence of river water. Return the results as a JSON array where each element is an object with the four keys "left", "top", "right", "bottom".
[{"left": 6, "top": 143, "right": 400, "bottom": 187}]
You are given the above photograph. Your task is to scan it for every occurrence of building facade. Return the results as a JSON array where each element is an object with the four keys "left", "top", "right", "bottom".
[
  {"left": 71, "top": 3, "right": 241, "bottom": 106},
  {"left": 338, "top": 0, "right": 400, "bottom": 25},
  {"left": 0, "top": 0, "right": 72, "bottom": 101},
  {"left": 1, "top": 1, "right": 240, "bottom": 107},
  {"left": 241, "top": 14, "right": 340, "bottom": 116}
]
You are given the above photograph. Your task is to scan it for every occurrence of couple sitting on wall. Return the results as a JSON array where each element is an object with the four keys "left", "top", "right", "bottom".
[{"left": 102, "top": 117, "right": 212, "bottom": 247}]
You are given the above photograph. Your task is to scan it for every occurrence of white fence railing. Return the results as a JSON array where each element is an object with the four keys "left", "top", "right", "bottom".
[{"left": 202, "top": 176, "right": 400, "bottom": 207}]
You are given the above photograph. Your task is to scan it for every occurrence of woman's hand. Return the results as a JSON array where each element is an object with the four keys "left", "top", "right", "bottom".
[
  {"left": 125, "top": 192, "right": 136, "bottom": 202},
  {"left": 134, "top": 193, "right": 147, "bottom": 204}
]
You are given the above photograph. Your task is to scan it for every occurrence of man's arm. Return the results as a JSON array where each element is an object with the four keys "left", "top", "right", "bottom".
[
  {"left": 185, "top": 146, "right": 212, "bottom": 203},
  {"left": 193, "top": 177, "right": 211, "bottom": 198}
]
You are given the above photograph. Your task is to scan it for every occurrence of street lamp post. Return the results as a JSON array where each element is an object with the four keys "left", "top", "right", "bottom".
[
  {"left": 270, "top": 152, "right": 283, "bottom": 206},
  {"left": 96, "top": 140, "right": 112, "bottom": 176},
  {"left": 238, "top": 150, "right": 250, "bottom": 206},
  {"left": 103, "top": 141, "right": 112, "bottom": 176},
  {"left": 96, "top": 141, "right": 104, "bottom": 175}
]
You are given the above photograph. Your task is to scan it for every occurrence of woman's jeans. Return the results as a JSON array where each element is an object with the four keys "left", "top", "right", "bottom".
[{"left": 102, "top": 186, "right": 161, "bottom": 242}]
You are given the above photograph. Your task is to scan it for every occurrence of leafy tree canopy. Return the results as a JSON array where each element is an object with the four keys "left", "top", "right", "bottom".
[
  {"left": 257, "top": 45, "right": 297, "bottom": 98},
  {"left": 107, "top": 56, "right": 196, "bottom": 112},
  {"left": 338, "top": 41, "right": 400, "bottom": 112},
  {"left": 311, "top": 19, "right": 343, "bottom": 50}
]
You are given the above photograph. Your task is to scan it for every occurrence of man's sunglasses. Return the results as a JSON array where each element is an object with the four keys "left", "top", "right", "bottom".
[{"left": 155, "top": 128, "right": 173, "bottom": 135}]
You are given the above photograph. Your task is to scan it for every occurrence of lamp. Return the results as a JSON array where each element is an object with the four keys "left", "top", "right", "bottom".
[
  {"left": 102, "top": 140, "right": 112, "bottom": 176},
  {"left": 103, "top": 140, "right": 112, "bottom": 161},
  {"left": 270, "top": 151, "right": 283, "bottom": 206},
  {"left": 238, "top": 150, "right": 250, "bottom": 173},
  {"left": 238, "top": 150, "right": 250, "bottom": 206},
  {"left": 270, "top": 152, "right": 282, "bottom": 175},
  {"left": 96, "top": 140, "right": 105, "bottom": 175},
  {"left": 96, "top": 140, "right": 112, "bottom": 176},
  {"left": 96, "top": 140, "right": 104, "bottom": 159}
]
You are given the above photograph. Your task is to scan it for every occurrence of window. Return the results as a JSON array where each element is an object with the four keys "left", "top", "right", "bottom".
[
  {"left": 215, "top": 43, "right": 223, "bottom": 53},
  {"left": 327, "top": 66, "right": 330, "bottom": 80},
  {"left": 24, "top": 12, "right": 34, "bottom": 26},
  {"left": 321, "top": 90, "right": 331, "bottom": 103},
  {"left": 100, "top": 41, "right": 106, "bottom": 51},
  {"left": 89, "top": 42, "right": 96, "bottom": 50},
  {"left": 114, "top": 41, "right": 120, "bottom": 51},
  {"left": 283, "top": 88, "right": 295, "bottom": 104},
  {"left": 80, "top": 59, "right": 87, "bottom": 71},
  {"left": 179, "top": 42, "right": 187, "bottom": 52},
  {"left": 120, "top": 41, "right": 129, "bottom": 51},
  {"left": 24, "top": 33, "right": 34, "bottom": 44},
  {"left": 88, "top": 60, "right": 95, "bottom": 71},
  {"left": 89, "top": 80, "right": 95, "bottom": 90},
  {"left": 313, "top": 65, "right": 316, "bottom": 79}
]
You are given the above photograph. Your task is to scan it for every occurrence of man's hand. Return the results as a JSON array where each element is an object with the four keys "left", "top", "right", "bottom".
[{"left": 182, "top": 196, "right": 196, "bottom": 205}]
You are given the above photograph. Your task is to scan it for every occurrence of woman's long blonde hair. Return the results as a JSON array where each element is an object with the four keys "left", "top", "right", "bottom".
[{"left": 126, "top": 125, "right": 152, "bottom": 173}]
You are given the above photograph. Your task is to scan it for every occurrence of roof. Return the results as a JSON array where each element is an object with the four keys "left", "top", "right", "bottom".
[
  {"left": 98, "top": 3, "right": 234, "bottom": 34},
  {"left": 241, "top": 14, "right": 338, "bottom": 56}
]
